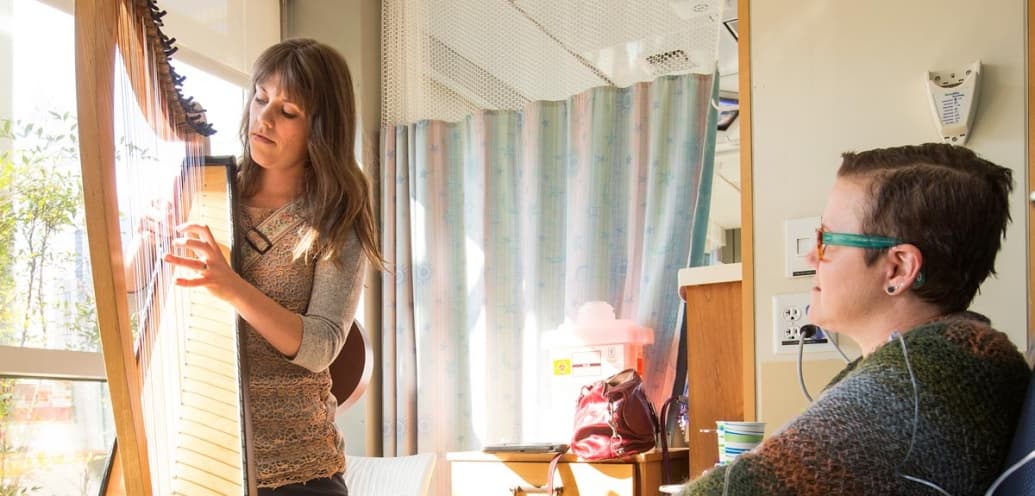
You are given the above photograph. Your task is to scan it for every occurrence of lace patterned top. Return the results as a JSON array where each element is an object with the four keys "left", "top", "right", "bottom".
[{"left": 238, "top": 201, "right": 366, "bottom": 488}]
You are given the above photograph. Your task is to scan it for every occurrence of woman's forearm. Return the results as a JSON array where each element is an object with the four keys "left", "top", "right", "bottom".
[{"left": 224, "top": 273, "right": 304, "bottom": 357}]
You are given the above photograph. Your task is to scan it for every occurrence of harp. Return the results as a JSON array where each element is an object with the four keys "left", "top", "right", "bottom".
[
  {"left": 75, "top": 0, "right": 254, "bottom": 494},
  {"left": 77, "top": 3, "right": 374, "bottom": 494}
]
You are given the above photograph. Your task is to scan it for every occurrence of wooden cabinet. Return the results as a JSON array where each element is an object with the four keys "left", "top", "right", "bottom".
[
  {"left": 447, "top": 449, "right": 688, "bottom": 495},
  {"left": 679, "top": 263, "right": 750, "bottom": 477}
]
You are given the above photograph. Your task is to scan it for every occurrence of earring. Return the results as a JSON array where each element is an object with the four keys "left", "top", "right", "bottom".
[{"left": 886, "top": 286, "right": 895, "bottom": 294}]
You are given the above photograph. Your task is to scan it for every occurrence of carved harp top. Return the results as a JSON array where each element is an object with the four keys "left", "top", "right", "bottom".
[{"left": 75, "top": 1, "right": 233, "bottom": 495}]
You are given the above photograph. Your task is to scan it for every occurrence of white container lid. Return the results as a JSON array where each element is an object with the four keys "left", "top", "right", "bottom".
[{"left": 541, "top": 301, "right": 654, "bottom": 348}]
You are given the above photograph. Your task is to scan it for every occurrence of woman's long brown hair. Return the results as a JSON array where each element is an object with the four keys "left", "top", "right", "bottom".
[{"left": 238, "top": 38, "right": 384, "bottom": 270}]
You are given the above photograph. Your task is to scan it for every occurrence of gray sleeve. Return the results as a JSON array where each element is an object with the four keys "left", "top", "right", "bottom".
[{"left": 289, "top": 230, "right": 367, "bottom": 372}]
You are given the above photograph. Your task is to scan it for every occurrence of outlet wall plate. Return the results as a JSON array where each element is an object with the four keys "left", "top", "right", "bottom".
[{"left": 772, "top": 292, "right": 837, "bottom": 354}]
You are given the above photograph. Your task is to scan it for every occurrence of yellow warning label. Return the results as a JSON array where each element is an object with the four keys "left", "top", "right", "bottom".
[{"left": 553, "top": 359, "right": 572, "bottom": 376}]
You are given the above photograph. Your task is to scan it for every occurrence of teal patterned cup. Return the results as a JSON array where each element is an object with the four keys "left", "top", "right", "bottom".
[{"left": 716, "top": 421, "right": 765, "bottom": 465}]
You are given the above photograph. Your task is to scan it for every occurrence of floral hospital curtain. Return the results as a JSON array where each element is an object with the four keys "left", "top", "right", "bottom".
[{"left": 380, "top": 73, "right": 717, "bottom": 494}]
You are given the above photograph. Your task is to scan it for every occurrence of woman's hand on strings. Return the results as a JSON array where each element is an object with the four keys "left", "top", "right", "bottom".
[
  {"left": 125, "top": 200, "right": 177, "bottom": 293},
  {"left": 165, "top": 222, "right": 305, "bottom": 357},
  {"left": 164, "top": 223, "right": 239, "bottom": 301},
  {"left": 138, "top": 200, "right": 176, "bottom": 246}
]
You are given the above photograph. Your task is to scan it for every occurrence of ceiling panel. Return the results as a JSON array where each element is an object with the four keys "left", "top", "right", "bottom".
[{"left": 424, "top": 0, "right": 728, "bottom": 103}]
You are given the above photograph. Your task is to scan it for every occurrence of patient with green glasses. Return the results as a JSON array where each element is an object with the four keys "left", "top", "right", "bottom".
[{"left": 687, "top": 143, "right": 1031, "bottom": 495}]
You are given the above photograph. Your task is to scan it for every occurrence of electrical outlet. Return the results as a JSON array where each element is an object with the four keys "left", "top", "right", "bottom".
[{"left": 772, "top": 292, "right": 837, "bottom": 354}]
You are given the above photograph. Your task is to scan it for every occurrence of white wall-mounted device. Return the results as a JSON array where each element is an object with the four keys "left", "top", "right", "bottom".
[
  {"left": 784, "top": 216, "right": 819, "bottom": 278},
  {"left": 926, "top": 61, "right": 981, "bottom": 145}
]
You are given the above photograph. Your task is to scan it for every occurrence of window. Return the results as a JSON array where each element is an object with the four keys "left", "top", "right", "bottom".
[
  {"left": 0, "top": 3, "right": 114, "bottom": 494},
  {"left": 0, "top": 378, "right": 113, "bottom": 495},
  {"left": 0, "top": 2, "right": 248, "bottom": 494},
  {"left": 176, "top": 62, "right": 247, "bottom": 157},
  {"left": 1, "top": 0, "right": 92, "bottom": 353}
]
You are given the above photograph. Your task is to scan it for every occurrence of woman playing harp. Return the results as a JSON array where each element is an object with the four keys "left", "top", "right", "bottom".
[
  {"left": 78, "top": 0, "right": 381, "bottom": 492},
  {"left": 162, "top": 38, "right": 384, "bottom": 495}
]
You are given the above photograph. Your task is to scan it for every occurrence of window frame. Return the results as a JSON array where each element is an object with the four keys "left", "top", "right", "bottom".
[{"left": 0, "top": 346, "right": 105, "bottom": 380}]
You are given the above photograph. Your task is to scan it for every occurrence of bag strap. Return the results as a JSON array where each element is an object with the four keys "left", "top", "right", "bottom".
[
  {"left": 659, "top": 398, "right": 671, "bottom": 484},
  {"left": 510, "top": 451, "right": 564, "bottom": 495},
  {"left": 240, "top": 200, "right": 305, "bottom": 272},
  {"left": 659, "top": 395, "right": 686, "bottom": 485}
]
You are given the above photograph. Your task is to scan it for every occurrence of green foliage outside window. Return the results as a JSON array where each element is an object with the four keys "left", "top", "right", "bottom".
[{"left": 0, "top": 112, "right": 98, "bottom": 351}]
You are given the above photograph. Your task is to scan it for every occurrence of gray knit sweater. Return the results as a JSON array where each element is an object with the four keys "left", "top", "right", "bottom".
[{"left": 689, "top": 313, "right": 1030, "bottom": 495}]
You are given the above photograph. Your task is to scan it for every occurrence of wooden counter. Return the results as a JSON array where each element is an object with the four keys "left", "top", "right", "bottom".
[{"left": 447, "top": 448, "right": 689, "bottom": 495}]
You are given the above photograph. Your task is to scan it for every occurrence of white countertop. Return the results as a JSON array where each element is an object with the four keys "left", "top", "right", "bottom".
[{"left": 677, "top": 262, "right": 742, "bottom": 288}]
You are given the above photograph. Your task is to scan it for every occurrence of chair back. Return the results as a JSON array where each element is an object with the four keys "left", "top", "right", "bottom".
[
  {"left": 991, "top": 368, "right": 1035, "bottom": 495},
  {"left": 345, "top": 453, "right": 436, "bottom": 496},
  {"left": 329, "top": 321, "right": 373, "bottom": 412}
]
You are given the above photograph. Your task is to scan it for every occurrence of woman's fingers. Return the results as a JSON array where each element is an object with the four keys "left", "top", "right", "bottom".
[
  {"left": 199, "top": 225, "right": 218, "bottom": 247},
  {"left": 173, "top": 236, "right": 213, "bottom": 253},
  {"left": 140, "top": 200, "right": 176, "bottom": 234},
  {"left": 163, "top": 253, "right": 208, "bottom": 272},
  {"left": 176, "top": 222, "right": 214, "bottom": 239},
  {"left": 167, "top": 223, "right": 226, "bottom": 272},
  {"left": 174, "top": 225, "right": 219, "bottom": 257},
  {"left": 164, "top": 222, "right": 240, "bottom": 298}
]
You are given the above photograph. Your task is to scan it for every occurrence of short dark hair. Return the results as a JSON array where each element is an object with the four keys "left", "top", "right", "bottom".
[{"left": 837, "top": 143, "right": 1013, "bottom": 313}]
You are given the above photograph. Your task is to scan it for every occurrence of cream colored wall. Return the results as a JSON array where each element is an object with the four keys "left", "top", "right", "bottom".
[
  {"left": 165, "top": 0, "right": 280, "bottom": 85},
  {"left": 750, "top": 0, "right": 1028, "bottom": 427}
]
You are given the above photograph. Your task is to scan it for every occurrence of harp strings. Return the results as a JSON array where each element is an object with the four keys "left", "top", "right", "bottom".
[{"left": 112, "top": 1, "right": 202, "bottom": 493}]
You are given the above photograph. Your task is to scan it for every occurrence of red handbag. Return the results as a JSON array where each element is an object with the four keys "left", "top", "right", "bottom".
[{"left": 570, "top": 368, "right": 658, "bottom": 460}]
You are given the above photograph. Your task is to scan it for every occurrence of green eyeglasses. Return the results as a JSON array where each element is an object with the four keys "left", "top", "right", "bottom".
[{"left": 815, "top": 228, "right": 903, "bottom": 260}]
